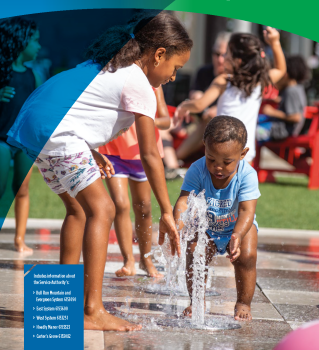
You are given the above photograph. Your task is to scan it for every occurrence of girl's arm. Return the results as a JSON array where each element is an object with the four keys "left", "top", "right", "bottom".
[
  {"left": 264, "top": 27, "right": 286, "bottom": 85},
  {"left": 173, "top": 191, "right": 190, "bottom": 230},
  {"left": 33, "top": 70, "right": 43, "bottom": 88},
  {"left": 227, "top": 199, "right": 257, "bottom": 262},
  {"left": 135, "top": 113, "right": 180, "bottom": 256},
  {"left": 263, "top": 104, "right": 302, "bottom": 123},
  {"left": 154, "top": 86, "right": 171, "bottom": 130},
  {"left": 174, "top": 74, "right": 227, "bottom": 125}
]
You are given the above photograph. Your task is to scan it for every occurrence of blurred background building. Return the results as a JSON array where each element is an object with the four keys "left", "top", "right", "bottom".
[{"left": 3, "top": 10, "right": 319, "bottom": 106}]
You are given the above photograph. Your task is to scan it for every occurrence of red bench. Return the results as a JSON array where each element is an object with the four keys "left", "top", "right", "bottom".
[{"left": 254, "top": 106, "right": 319, "bottom": 189}]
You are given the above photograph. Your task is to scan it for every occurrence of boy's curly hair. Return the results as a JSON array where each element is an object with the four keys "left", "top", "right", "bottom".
[
  {"left": 85, "top": 11, "right": 193, "bottom": 72},
  {"left": 203, "top": 115, "right": 247, "bottom": 149},
  {"left": 227, "top": 33, "right": 271, "bottom": 97},
  {"left": 286, "top": 55, "right": 309, "bottom": 83},
  {"left": 0, "top": 17, "right": 37, "bottom": 88}
]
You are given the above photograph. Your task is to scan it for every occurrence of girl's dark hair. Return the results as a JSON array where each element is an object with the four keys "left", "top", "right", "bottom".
[
  {"left": 286, "top": 55, "right": 309, "bottom": 83},
  {"left": 85, "top": 11, "right": 193, "bottom": 72},
  {"left": 0, "top": 17, "right": 38, "bottom": 88},
  {"left": 203, "top": 115, "right": 247, "bottom": 149},
  {"left": 227, "top": 33, "right": 271, "bottom": 97}
]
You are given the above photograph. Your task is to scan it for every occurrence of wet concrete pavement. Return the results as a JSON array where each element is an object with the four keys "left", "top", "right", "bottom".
[{"left": 0, "top": 226, "right": 318, "bottom": 350}]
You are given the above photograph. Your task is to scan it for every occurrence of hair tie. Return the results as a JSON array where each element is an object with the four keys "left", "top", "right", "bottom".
[
  {"left": 260, "top": 51, "right": 265, "bottom": 58},
  {"left": 126, "top": 24, "right": 135, "bottom": 39}
]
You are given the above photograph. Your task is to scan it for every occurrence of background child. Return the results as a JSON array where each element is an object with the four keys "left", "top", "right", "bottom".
[
  {"left": 174, "top": 116, "right": 260, "bottom": 321},
  {"left": 99, "top": 86, "right": 170, "bottom": 278},
  {"left": 7, "top": 12, "right": 192, "bottom": 331},
  {"left": 257, "top": 55, "right": 308, "bottom": 142},
  {"left": 174, "top": 27, "right": 286, "bottom": 164},
  {"left": 0, "top": 17, "right": 42, "bottom": 252}
]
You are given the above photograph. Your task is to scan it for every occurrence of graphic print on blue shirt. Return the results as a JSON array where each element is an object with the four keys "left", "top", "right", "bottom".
[
  {"left": 207, "top": 206, "right": 237, "bottom": 234},
  {"left": 181, "top": 157, "right": 261, "bottom": 237}
]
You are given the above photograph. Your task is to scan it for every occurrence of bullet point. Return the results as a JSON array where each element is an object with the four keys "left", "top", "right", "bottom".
[
  {"left": 33, "top": 317, "right": 35, "bottom": 319},
  {"left": 33, "top": 291, "right": 35, "bottom": 294},
  {"left": 33, "top": 307, "right": 35, "bottom": 310},
  {"left": 33, "top": 335, "right": 35, "bottom": 338},
  {"left": 33, "top": 326, "right": 35, "bottom": 328}
]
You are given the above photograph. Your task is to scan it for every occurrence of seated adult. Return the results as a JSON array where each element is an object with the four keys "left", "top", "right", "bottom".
[
  {"left": 257, "top": 55, "right": 308, "bottom": 142},
  {"left": 176, "top": 31, "right": 231, "bottom": 161}
]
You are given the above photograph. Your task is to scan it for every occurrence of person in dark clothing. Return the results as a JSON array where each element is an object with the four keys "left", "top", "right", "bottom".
[
  {"left": 160, "top": 32, "right": 231, "bottom": 178},
  {"left": 0, "top": 17, "right": 41, "bottom": 252},
  {"left": 190, "top": 32, "right": 231, "bottom": 97},
  {"left": 257, "top": 55, "right": 308, "bottom": 142},
  {"left": 190, "top": 64, "right": 215, "bottom": 97}
]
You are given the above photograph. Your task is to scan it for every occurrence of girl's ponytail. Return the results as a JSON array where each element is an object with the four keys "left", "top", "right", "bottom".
[
  {"left": 85, "top": 11, "right": 193, "bottom": 72},
  {"left": 227, "top": 33, "right": 271, "bottom": 97},
  {"left": 85, "top": 24, "right": 141, "bottom": 72}
]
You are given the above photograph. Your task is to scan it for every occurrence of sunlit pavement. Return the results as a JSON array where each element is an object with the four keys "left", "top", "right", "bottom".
[{"left": 0, "top": 219, "right": 319, "bottom": 350}]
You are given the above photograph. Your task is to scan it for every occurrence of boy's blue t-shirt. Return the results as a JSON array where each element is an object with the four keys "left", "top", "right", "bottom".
[{"left": 181, "top": 157, "right": 260, "bottom": 236}]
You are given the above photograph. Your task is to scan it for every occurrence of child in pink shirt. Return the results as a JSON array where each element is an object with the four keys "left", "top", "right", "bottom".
[{"left": 99, "top": 86, "right": 170, "bottom": 277}]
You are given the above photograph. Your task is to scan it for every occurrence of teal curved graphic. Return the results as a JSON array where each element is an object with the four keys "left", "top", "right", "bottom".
[{"left": 1, "top": 0, "right": 318, "bottom": 41}]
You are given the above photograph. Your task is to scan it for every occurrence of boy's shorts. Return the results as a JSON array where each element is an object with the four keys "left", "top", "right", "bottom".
[
  {"left": 207, "top": 231, "right": 232, "bottom": 255},
  {"left": 35, "top": 150, "right": 100, "bottom": 198},
  {"left": 207, "top": 222, "right": 258, "bottom": 255},
  {"left": 105, "top": 155, "right": 147, "bottom": 182}
]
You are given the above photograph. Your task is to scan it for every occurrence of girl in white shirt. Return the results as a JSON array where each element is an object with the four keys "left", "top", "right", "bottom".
[
  {"left": 7, "top": 12, "right": 192, "bottom": 331},
  {"left": 175, "top": 27, "right": 286, "bottom": 163}
]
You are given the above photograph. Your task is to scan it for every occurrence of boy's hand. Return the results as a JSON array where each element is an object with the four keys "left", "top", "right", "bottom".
[
  {"left": 0, "top": 86, "right": 15, "bottom": 103},
  {"left": 263, "top": 27, "right": 280, "bottom": 46},
  {"left": 227, "top": 233, "right": 242, "bottom": 262},
  {"left": 91, "top": 150, "right": 115, "bottom": 179},
  {"left": 158, "top": 212, "right": 181, "bottom": 257}
]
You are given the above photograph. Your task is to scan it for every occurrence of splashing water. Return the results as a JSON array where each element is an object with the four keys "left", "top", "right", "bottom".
[
  {"left": 145, "top": 191, "right": 217, "bottom": 321},
  {"left": 144, "top": 237, "right": 182, "bottom": 296},
  {"left": 180, "top": 190, "right": 209, "bottom": 326},
  {"left": 135, "top": 190, "right": 240, "bottom": 331}
]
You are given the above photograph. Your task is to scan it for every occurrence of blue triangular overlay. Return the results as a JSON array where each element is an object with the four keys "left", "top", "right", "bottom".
[{"left": 0, "top": 9, "right": 161, "bottom": 230}]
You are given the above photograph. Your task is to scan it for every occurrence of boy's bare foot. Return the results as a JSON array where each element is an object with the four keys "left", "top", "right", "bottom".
[
  {"left": 139, "top": 258, "right": 163, "bottom": 278},
  {"left": 14, "top": 238, "right": 33, "bottom": 253},
  {"left": 115, "top": 261, "right": 136, "bottom": 277},
  {"left": 234, "top": 302, "right": 252, "bottom": 321},
  {"left": 183, "top": 305, "right": 192, "bottom": 317},
  {"left": 84, "top": 306, "right": 142, "bottom": 331},
  {"left": 183, "top": 300, "right": 207, "bottom": 317}
]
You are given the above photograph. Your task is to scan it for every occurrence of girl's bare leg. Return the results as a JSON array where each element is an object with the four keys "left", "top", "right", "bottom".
[
  {"left": 14, "top": 168, "right": 33, "bottom": 253},
  {"left": 183, "top": 236, "right": 216, "bottom": 316},
  {"left": 129, "top": 179, "right": 162, "bottom": 277},
  {"left": 75, "top": 178, "right": 141, "bottom": 331},
  {"left": 159, "top": 129, "right": 180, "bottom": 169},
  {"left": 231, "top": 225, "right": 258, "bottom": 321},
  {"left": 58, "top": 192, "right": 86, "bottom": 264},
  {"left": 106, "top": 177, "right": 136, "bottom": 277}
]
